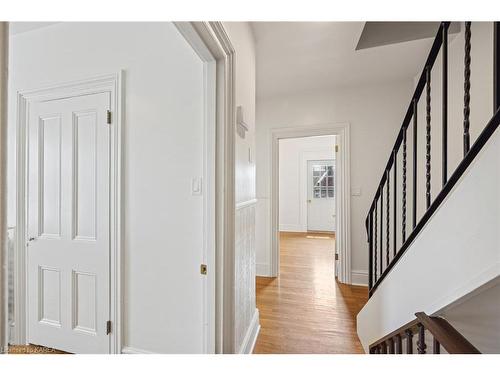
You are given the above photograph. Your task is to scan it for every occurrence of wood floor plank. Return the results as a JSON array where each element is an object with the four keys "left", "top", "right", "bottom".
[{"left": 253, "top": 232, "right": 368, "bottom": 354}]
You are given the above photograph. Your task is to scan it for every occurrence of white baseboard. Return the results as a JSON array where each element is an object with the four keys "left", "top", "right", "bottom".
[
  {"left": 121, "top": 346, "right": 158, "bottom": 354},
  {"left": 256, "top": 263, "right": 272, "bottom": 277},
  {"left": 279, "top": 224, "right": 305, "bottom": 232},
  {"left": 238, "top": 308, "right": 260, "bottom": 354},
  {"left": 351, "top": 270, "right": 368, "bottom": 286}
]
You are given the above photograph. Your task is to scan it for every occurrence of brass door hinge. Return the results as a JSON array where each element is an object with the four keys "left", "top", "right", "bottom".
[
  {"left": 107, "top": 110, "right": 112, "bottom": 124},
  {"left": 335, "top": 253, "right": 339, "bottom": 261},
  {"left": 335, "top": 145, "right": 339, "bottom": 153},
  {"left": 106, "top": 320, "right": 112, "bottom": 335},
  {"left": 200, "top": 264, "right": 207, "bottom": 275}
]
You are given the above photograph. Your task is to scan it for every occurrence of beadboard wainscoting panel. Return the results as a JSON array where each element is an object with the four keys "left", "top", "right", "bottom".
[{"left": 235, "top": 200, "right": 259, "bottom": 353}]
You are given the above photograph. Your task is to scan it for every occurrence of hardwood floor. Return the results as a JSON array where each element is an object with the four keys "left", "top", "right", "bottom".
[
  {"left": 253, "top": 231, "right": 368, "bottom": 354},
  {"left": 8, "top": 345, "right": 68, "bottom": 354}
]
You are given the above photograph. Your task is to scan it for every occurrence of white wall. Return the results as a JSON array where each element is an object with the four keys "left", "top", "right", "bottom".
[
  {"left": 8, "top": 22, "right": 207, "bottom": 353},
  {"left": 357, "top": 125, "right": 500, "bottom": 352},
  {"left": 222, "top": 22, "right": 258, "bottom": 353},
  {"left": 278, "top": 135, "right": 336, "bottom": 232},
  {"left": 255, "top": 80, "right": 414, "bottom": 279}
]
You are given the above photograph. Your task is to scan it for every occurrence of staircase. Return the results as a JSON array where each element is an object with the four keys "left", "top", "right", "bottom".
[{"left": 357, "top": 22, "right": 500, "bottom": 353}]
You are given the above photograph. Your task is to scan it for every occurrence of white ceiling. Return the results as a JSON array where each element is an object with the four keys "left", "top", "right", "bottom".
[
  {"left": 9, "top": 22, "right": 59, "bottom": 35},
  {"left": 251, "top": 22, "right": 436, "bottom": 98}
]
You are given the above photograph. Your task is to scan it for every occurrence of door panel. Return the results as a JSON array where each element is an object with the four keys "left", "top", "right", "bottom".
[
  {"left": 307, "top": 160, "right": 336, "bottom": 232},
  {"left": 27, "top": 92, "right": 110, "bottom": 353}
]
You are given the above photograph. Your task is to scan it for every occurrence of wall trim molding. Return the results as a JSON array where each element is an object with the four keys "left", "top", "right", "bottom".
[
  {"left": 121, "top": 346, "right": 158, "bottom": 354},
  {"left": 14, "top": 72, "right": 124, "bottom": 353},
  {"left": 189, "top": 21, "right": 237, "bottom": 354},
  {"left": 351, "top": 270, "right": 369, "bottom": 286},
  {"left": 256, "top": 263, "right": 271, "bottom": 277},
  {"left": 278, "top": 224, "right": 305, "bottom": 232},
  {"left": 238, "top": 308, "right": 260, "bottom": 354},
  {"left": 270, "top": 123, "right": 352, "bottom": 284}
]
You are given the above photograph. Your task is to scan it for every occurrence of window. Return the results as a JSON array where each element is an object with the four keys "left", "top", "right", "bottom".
[{"left": 312, "top": 164, "right": 334, "bottom": 199}]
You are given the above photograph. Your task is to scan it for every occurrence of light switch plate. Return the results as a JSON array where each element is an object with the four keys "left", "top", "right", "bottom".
[{"left": 192, "top": 177, "right": 202, "bottom": 196}]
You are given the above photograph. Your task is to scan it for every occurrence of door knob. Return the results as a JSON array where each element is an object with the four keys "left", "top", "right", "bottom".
[
  {"left": 307, "top": 199, "right": 312, "bottom": 203},
  {"left": 28, "top": 237, "right": 36, "bottom": 242}
]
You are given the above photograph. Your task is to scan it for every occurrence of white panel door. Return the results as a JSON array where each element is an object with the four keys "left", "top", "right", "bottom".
[
  {"left": 307, "top": 160, "right": 336, "bottom": 232},
  {"left": 27, "top": 92, "right": 110, "bottom": 353}
]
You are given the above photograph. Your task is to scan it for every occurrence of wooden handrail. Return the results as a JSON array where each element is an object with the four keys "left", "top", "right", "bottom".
[
  {"left": 369, "top": 312, "right": 481, "bottom": 354},
  {"left": 415, "top": 312, "right": 480, "bottom": 354}
]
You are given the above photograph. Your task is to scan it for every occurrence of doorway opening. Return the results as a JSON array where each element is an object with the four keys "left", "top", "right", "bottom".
[
  {"left": 268, "top": 123, "right": 352, "bottom": 284},
  {"left": 277, "top": 135, "right": 338, "bottom": 276}
]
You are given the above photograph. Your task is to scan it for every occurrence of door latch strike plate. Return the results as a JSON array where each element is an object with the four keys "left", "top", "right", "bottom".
[{"left": 200, "top": 264, "right": 207, "bottom": 275}]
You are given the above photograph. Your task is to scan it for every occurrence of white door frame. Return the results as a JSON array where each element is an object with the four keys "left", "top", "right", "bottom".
[
  {"left": 0, "top": 22, "right": 8, "bottom": 353},
  {"left": 174, "top": 22, "right": 217, "bottom": 354},
  {"left": 270, "top": 123, "right": 352, "bottom": 284},
  {"left": 14, "top": 73, "right": 124, "bottom": 353},
  {"left": 179, "top": 22, "right": 236, "bottom": 354}
]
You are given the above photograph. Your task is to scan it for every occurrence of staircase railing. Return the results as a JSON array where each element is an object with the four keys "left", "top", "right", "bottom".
[
  {"left": 369, "top": 312, "right": 480, "bottom": 354},
  {"left": 366, "top": 22, "right": 500, "bottom": 297}
]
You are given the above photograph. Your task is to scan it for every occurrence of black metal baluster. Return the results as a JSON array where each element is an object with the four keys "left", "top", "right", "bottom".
[
  {"left": 393, "top": 150, "right": 397, "bottom": 256},
  {"left": 442, "top": 22, "right": 449, "bottom": 186},
  {"left": 406, "top": 329, "right": 414, "bottom": 354},
  {"left": 402, "top": 128, "right": 407, "bottom": 243},
  {"left": 395, "top": 334, "right": 403, "bottom": 354},
  {"left": 426, "top": 66, "right": 432, "bottom": 209},
  {"left": 412, "top": 99, "right": 418, "bottom": 229},
  {"left": 374, "top": 203, "right": 378, "bottom": 283},
  {"left": 386, "top": 173, "right": 390, "bottom": 266},
  {"left": 380, "top": 185, "right": 383, "bottom": 274},
  {"left": 380, "top": 341, "right": 387, "bottom": 354},
  {"left": 368, "top": 211, "right": 373, "bottom": 290},
  {"left": 464, "top": 21, "right": 472, "bottom": 156},
  {"left": 433, "top": 337, "right": 441, "bottom": 354},
  {"left": 388, "top": 338, "right": 395, "bottom": 354},
  {"left": 417, "top": 324, "right": 427, "bottom": 354}
]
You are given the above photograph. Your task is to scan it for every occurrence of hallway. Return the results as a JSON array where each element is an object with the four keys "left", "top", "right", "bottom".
[{"left": 253, "top": 232, "right": 368, "bottom": 354}]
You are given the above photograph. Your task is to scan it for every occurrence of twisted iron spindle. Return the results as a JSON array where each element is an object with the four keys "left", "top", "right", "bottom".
[
  {"left": 417, "top": 324, "right": 427, "bottom": 354},
  {"left": 374, "top": 203, "right": 378, "bottom": 282},
  {"left": 464, "top": 21, "right": 472, "bottom": 155},
  {"left": 402, "top": 128, "right": 407, "bottom": 243},
  {"left": 386, "top": 172, "right": 390, "bottom": 266},
  {"left": 406, "top": 329, "right": 414, "bottom": 354},
  {"left": 380, "top": 185, "right": 383, "bottom": 275},
  {"left": 426, "top": 66, "right": 432, "bottom": 209}
]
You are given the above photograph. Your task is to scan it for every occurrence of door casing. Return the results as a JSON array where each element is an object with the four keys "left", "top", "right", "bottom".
[
  {"left": 270, "top": 123, "right": 352, "bottom": 284},
  {"left": 15, "top": 73, "right": 123, "bottom": 353}
]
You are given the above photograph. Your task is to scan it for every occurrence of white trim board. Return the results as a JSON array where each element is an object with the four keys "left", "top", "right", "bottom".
[
  {"left": 121, "top": 346, "right": 157, "bottom": 354},
  {"left": 238, "top": 309, "right": 260, "bottom": 354},
  {"left": 351, "top": 270, "right": 369, "bottom": 286},
  {"left": 270, "top": 123, "right": 352, "bottom": 284},
  {"left": 187, "top": 21, "right": 237, "bottom": 354},
  {"left": 14, "top": 72, "right": 124, "bottom": 353}
]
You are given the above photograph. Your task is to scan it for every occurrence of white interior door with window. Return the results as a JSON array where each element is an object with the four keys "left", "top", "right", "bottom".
[
  {"left": 27, "top": 92, "right": 111, "bottom": 353},
  {"left": 307, "top": 160, "right": 336, "bottom": 232}
]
